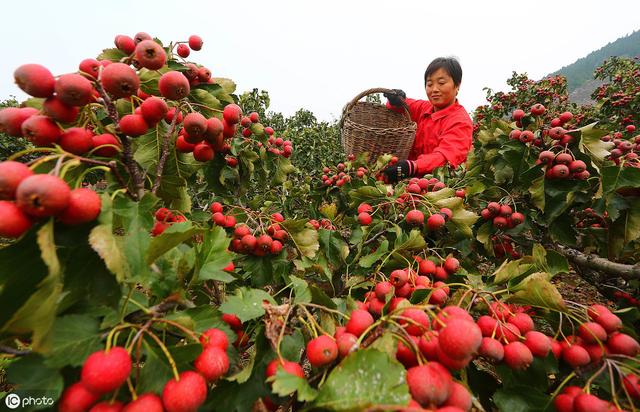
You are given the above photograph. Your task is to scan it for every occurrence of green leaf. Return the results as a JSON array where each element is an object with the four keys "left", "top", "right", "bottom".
[
  {"left": 528, "top": 175, "right": 545, "bottom": 210},
  {"left": 281, "top": 329, "right": 305, "bottom": 362},
  {"left": 476, "top": 221, "right": 493, "bottom": 253},
  {"left": 89, "top": 224, "right": 128, "bottom": 282},
  {"left": 311, "top": 348, "right": 410, "bottom": 411},
  {"left": 394, "top": 229, "right": 426, "bottom": 253},
  {"left": 194, "top": 226, "right": 233, "bottom": 283},
  {"left": 6, "top": 354, "right": 63, "bottom": 408},
  {"left": 146, "top": 222, "right": 203, "bottom": 264},
  {"left": 271, "top": 369, "right": 318, "bottom": 402},
  {"left": 291, "top": 227, "right": 320, "bottom": 258},
  {"left": 319, "top": 229, "right": 349, "bottom": 267},
  {"left": 601, "top": 166, "right": 640, "bottom": 194},
  {"left": 358, "top": 239, "right": 389, "bottom": 268},
  {"left": 509, "top": 272, "right": 567, "bottom": 312},
  {"left": 97, "top": 47, "right": 126, "bottom": 61},
  {"left": 309, "top": 285, "right": 337, "bottom": 309},
  {"left": 45, "top": 314, "right": 103, "bottom": 368},
  {"left": 576, "top": 122, "right": 614, "bottom": 165},
  {"left": 493, "top": 258, "right": 534, "bottom": 284},
  {"left": 220, "top": 287, "right": 276, "bottom": 323},
  {"left": 290, "top": 275, "right": 312, "bottom": 303},
  {"left": 608, "top": 199, "right": 640, "bottom": 257},
  {"left": 319, "top": 203, "right": 338, "bottom": 220},
  {"left": 493, "top": 386, "right": 550, "bottom": 412}
]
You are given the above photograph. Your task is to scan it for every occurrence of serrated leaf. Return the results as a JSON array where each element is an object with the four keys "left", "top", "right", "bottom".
[
  {"left": 89, "top": 224, "right": 128, "bottom": 282},
  {"left": 146, "top": 222, "right": 202, "bottom": 264},
  {"left": 6, "top": 354, "right": 63, "bottom": 407},
  {"left": 528, "top": 175, "right": 545, "bottom": 210},
  {"left": 493, "top": 258, "right": 534, "bottom": 284},
  {"left": 97, "top": 47, "right": 127, "bottom": 61},
  {"left": 394, "top": 229, "right": 426, "bottom": 253},
  {"left": 290, "top": 275, "right": 312, "bottom": 303},
  {"left": 194, "top": 226, "right": 233, "bottom": 283},
  {"left": 45, "top": 314, "right": 103, "bottom": 368},
  {"left": 601, "top": 166, "right": 640, "bottom": 194},
  {"left": 220, "top": 287, "right": 276, "bottom": 323},
  {"left": 309, "top": 285, "right": 337, "bottom": 309},
  {"left": 509, "top": 272, "right": 567, "bottom": 311},
  {"left": 576, "top": 122, "right": 614, "bottom": 165},
  {"left": 310, "top": 348, "right": 410, "bottom": 411},
  {"left": 476, "top": 221, "right": 492, "bottom": 253},
  {"left": 291, "top": 228, "right": 320, "bottom": 258},
  {"left": 358, "top": 239, "right": 389, "bottom": 268},
  {"left": 271, "top": 369, "right": 318, "bottom": 402}
]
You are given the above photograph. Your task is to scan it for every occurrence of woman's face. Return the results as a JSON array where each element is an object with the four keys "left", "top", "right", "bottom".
[{"left": 425, "top": 68, "right": 459, "bottom": 111}]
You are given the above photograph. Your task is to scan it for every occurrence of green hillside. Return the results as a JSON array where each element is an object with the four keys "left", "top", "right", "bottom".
[{"left": 550, "top": 30, "right": 640, "bottom": 94}]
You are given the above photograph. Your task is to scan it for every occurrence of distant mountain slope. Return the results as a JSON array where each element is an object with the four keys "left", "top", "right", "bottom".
[{"left": 548, "top": 30, "right": 640, "bottom": 103}]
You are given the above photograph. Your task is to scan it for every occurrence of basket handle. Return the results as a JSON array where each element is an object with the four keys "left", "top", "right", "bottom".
[{"left": 341, "top": 87, "right": 413, "bottom": 124}]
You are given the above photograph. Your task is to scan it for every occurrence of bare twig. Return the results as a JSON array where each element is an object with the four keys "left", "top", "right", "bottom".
[
  {"left": 553, "top": 244, "right": 640, "bottom": 280},
  {"left": 0, "top": 345, "right": 31, "bottom": 356}
]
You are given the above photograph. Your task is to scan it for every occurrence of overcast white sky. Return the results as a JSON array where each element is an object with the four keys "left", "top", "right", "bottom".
[{"left": 0, "top": 0, "right": 638, "bottom": 122}]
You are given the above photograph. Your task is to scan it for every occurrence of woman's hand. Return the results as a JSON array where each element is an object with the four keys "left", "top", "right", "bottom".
[
  {"left": 382, "top": 160, "right": 415, "bottom": 183},
  {"left": 383, "top": 89, "right": 406, "bottom": 107}
]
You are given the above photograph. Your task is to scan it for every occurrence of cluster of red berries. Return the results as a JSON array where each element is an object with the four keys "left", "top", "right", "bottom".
[
  {"left": 554, "top": 383, "right": 638, "bottom": 412},
  {"left": 150, "top": 207, "right": 187, "bottom": 236},
  {"left": 604, "top": 130, "right": 640, "bottom": 167},
  {"left": 536, "top": 150, "right": 590, "bottom": 180},
  {"left": 480, "top": 201, "right": 525, "bottom": 230},
  {"left": 575, "top": 207, "right": 608, "bottom": 229},
  {"left": 210, "top": 201, "right": 238, "bottom": 228},
  {"left": 491, "top": 234, "right": 521, "bottom": 259},
  {"left": 0, "top": 162, "right": 101, "bottom": 238},
  {"left": 265, "top": 133, "right": 294, "bottom": 158},
  {"left": 307, "top": 218, "right": 336, "bottom": 231},
  {"left": 229, "top": 220, "right": 288, "bottom": 257},
  {"left": 612, "top": 290, "right": 640, "bottom": 308},
  {"left": 59, "top": 325, "right": 231, "bottom": 412},
  {"left": 321, "top": 163, "right": 352, "bottom": 187}
]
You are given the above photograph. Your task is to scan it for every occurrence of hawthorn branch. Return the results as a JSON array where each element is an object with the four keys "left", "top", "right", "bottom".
[
  {"left": 151, "top": 110, "right": 180, "bottom": 194},
  {"left": 553, "top": 244, "right": 640, "bottom": 280},
  {"left": 96, "top": 83, "right": 145, "bottom": 200},
  {"left": 0, "top": 345, "right": 31, "bottom": 356},
  {"left": 75, "top": 156, "right": 134, "bottom": 200}
]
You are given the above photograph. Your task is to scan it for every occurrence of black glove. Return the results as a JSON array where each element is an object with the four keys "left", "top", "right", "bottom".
[
  {"left": 382, "top": 160, "right": 415, "bottom": 183},
  {"left": 383, "top": 89, "right": 407, "bottom": 107}
]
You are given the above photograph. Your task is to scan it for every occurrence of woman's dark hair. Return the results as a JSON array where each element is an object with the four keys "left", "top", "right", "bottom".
[{"left": 424, "top": 57, "right": 462, "bottom": 87}]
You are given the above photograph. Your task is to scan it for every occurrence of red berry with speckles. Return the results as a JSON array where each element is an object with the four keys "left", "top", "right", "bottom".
[
  {"left": 81, "top": 346, "right": 132, "bottom": 393},
  {"left": 307, "top": 335, "right": 338, "bottom": 367},
  {"left": 162, "top": 371, "right": 208, "bottom": 412}
]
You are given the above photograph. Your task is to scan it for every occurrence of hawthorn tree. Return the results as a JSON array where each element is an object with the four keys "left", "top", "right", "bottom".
[{"left": 0, "top": 33, "right": 638, "bottom": 412}]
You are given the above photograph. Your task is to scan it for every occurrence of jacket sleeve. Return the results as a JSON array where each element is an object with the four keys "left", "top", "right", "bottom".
[
  {"left": 413, "top": 119, "right": 473, "bottom": 175},
  {"left": 386, "top": 98, "right": 427, "bottom": 123}
]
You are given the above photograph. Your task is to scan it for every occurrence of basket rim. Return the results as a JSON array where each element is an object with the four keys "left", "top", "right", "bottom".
[{"left": 342, "top": 116, "right": 417, "bottom": 132}]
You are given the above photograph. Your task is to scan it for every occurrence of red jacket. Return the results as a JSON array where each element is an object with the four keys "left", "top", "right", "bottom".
[{"left": 387, "top": 98, "right": 473, "bottom": 175}]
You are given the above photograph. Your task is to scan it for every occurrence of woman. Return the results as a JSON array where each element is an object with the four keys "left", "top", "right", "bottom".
[{"left": 382, "top": 57, "right": 473, "bottom": 183}]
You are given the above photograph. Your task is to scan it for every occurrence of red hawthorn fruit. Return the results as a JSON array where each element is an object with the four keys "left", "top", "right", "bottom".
[
  {"left": 587, "top": 304, "right": 611, "bottom": 320},
  {"left": 512, "top": 109, "right": 525, "bottom": 121},
  {"left": 442, "top": 381, "right": 472, "bottom": 411},
  {"left": 0, "top": 201, "right": 33, "bottom": 238},
  {"left": 270, "top": 240, "right": 283, "bottom": 254},
  {"left": 577, "top": 322, "right": 607, "bottom": 344},
  {"left": 193, "top": 143, "right": 214, "bottom": 162},
  {"left": 204, "top": 117, "right": 224, "bottom": 146},
  {"left": 256, "top": 234, "right": 273, "bottom": 251},
  {"left": 222, "top": 313, "right": 242, "bottom": 331},
  {"left": 119, "top": 114, "right": 148, "bottom": 137},
  {"left": 306, "top": 335, "right": 339, "bottom": 367},
  {"left": 432, "top": 306, "right": 472, "bottom": 330},
  {"left": 210, "top": 201, "right": 223, "bottom": 214},
  {"left": 21, "top": 114, "right": 61, "bottom": 146},
  {"left": 134, "top": 40, "right": 166, "bottom": 70},
  {"left": 492, "top": 216, "right": 508, "bottom": 229},
  {"left": 399, "top": 308, "right": 431, "bottom": 336},
  {"left": 623, "top": 373, "right": 640, "bottom": 400},
  {"left": 396, "top": 336, "right": 419, "bottom": 367},
  {"left": 390, "top": 269, "right": 408, "bottom": 288},
  {"left": 427, "top": 213, "right": 446, "bottom": 230},
  {"left": 16, "top": 174, "right": 70, "bottom": 217},
  {"left": 264, "top": 126, "right": 274, "bottom": 135},
  {"left": 0, "top": 161, "right": 33, "bottom": 200},
  {"left": 443, "top": 257, "right": 459, "bottom": 274},
  {"left": 418, "top": 331, "right": 439, "bottom": 360},
  {"left": 197, "top": 67, "right": 211, "bottom": 82},
  {"left": 158, "top": 71, "right": 190, "bottom": 100},
  {"left": 346, "top": 309, "right": 374, "bottom": 337},
  {"left": 455, "top": 189, "right": 465, "bottom": 198},
  {"left": 561, "top": 344, "right": 591, "bottom": 368},
  {"left": 559, "top": 111, "right": 573, "bottom": 123},
  {"left": 523, "top": 331, "right": 551, "bottom": 358},
  {"left": 101, "top": 63, "right": 139, "bottom": 98},
  {"left": 249, "top": 112, "right": 260, "bottom": 123},
  {"left": 42, "top": 97, "right": 78, "bottom": 123},
  {"left": 405, "top": 209, "right": 424, "bottom": 226},
  {"left": 336, "top": 332, "right": 358, "bottom": 358},
  {"left": 503, "top": 341, "right": 533, "bottom": 370},
  {"left": 507, "top": 313, "right": 534, "bottom": 334},
  {"left": 165, "top": 108, "right": 183, "bottom": 124},
  {"left": 188, "top": 35, "right": 203, "bottom": 51},
  {"left": 476, "top": 316, "right": 497, "bottom": 337},
  {"left": 223, "top": 104, "right": 242, "bottom": 125},
  {"left": 122, "top": 393, "right": 163, "bottom": 412},
  {"left": 195, "top": 346, "right": 229, "bottom": 382},
  {"left": 140, "top": 97, "right": 169, "bottom": 126},
  {"left": 357, "top": 211, "right": 372, "bottom": 225},
  {"left": 114, "top": 35, "right": 136, "bottom": 54},
  {"left": 223, "top": 214, "right": 236, "bottom": 228},
  {"left": 162, "top": 371, "right": 208, "bottom": 412},
  {"left": 607, "top": 332, "right": 640, "bottom": 357},
  {"left": 155, "top": 207, "right": 172, "bottom": 222},
  {"left": 374, "top": 281, "right": 394, "bottom": 301},
  {"left": 530, "top": 103, "right": 545, "bottom": 116},
  {"left": 509, "top": 130, "right": 522, "bottom": 140},
  {"left": 133, "top": 32, "right": 152, "bottom": 44},
  {"left": 151, "top": 221, "right": 169, "bottom": 236},
  {"left": 81, "top": 346, "right": 132, "bottom": 393},
  {"left": 174, "top": 135, "right": 196, "bottom": 153},
  {"left": 573, "top": 394, "right": 610, "bottom": 412},
  {"left": 519, "top": 130, "right": 534, "bottom": 143},
  {"left": 55, "top": 73, "right": 94, "bottom": 107},
  {"left": 548, "top": 164, "right": 570, "bottom": 179},
  {"left": 60, "top": 127, "right": 93, "bottom": 155},
  {"left": 418, "top": 259, "right": 437, "bottom": 276},
  {"left": 14, "top": 64, "right": 55, "bottom": 98},
  {"left": 184, "top": 112, "right": 208, "bottom": 138},
  {"left": 176, "top": 43, "right": 190, "bottom": 58},
  {"left": 595, "top": 312, "right": 622, "bottom": 334},
  {"left": 406, "top": 362, "right": 452, "bottom": 407},
  {"left": 555, "top": 152, "right": 573, "bottom": 165},
  {"left": 58, "top": 382, "right": 100, "bottom": 412},
  {"left": 222, "top": 120, "right": 237, "bottom": 139},
  {"left": 510, "top": 212, "right": 525, "bottom": 225},
  {"left": 495, "top": 322, "right": 521, "bottom": 343},
  {"left": 265, "top": 359, "right": 305, "bottom": 379},
  {"left": 429, "top": 288, "right": 449, "bottom": 306},
  {"left": 0, "top": 107, "right": 36, "bottom": 136},
  {"left": 58, "top": 188, "right": 102, "bottom": 225},
  {"left": 479, "top": 337, "right": 504, "bottom": 362},
  {"left": 89, "top": 401, "right": 124, "bottom": 412},
  {"left": 92, "top": 134, "right": 121, "bottom": 157},
  {"left": 438, "top": 318, "right": 482, "bottom": 359}
]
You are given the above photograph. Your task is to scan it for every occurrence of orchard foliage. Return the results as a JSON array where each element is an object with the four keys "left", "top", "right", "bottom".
[{"left": 0, "top": 33, "right": 639, "bottom": 412}]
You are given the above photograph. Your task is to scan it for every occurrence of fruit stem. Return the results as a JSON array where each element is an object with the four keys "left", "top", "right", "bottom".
[
  {"left": 7, "top": 147, "right": 57, "bottom": 161},
  {"left": 544, "top": 370, "right": 576, "bottom": 409},
  {"left": 275, "top": 303, "right": 294, "bottom": 360},
  {"left": 106, "top": 323, "right": 136, "bottom": 350},
  {"left": 144, "top": 330, "right": 180, "bottom": 381},
  {"left": 152, "top": 319, "right": 201, "bottom": 343},
  {"left": 151, "top": 109, "right": 180, "bottom": 194}
]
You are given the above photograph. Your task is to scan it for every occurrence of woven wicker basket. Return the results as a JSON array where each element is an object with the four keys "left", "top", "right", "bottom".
[{"left": 340, "top": 88, "right": 417, "bottom": 161}]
